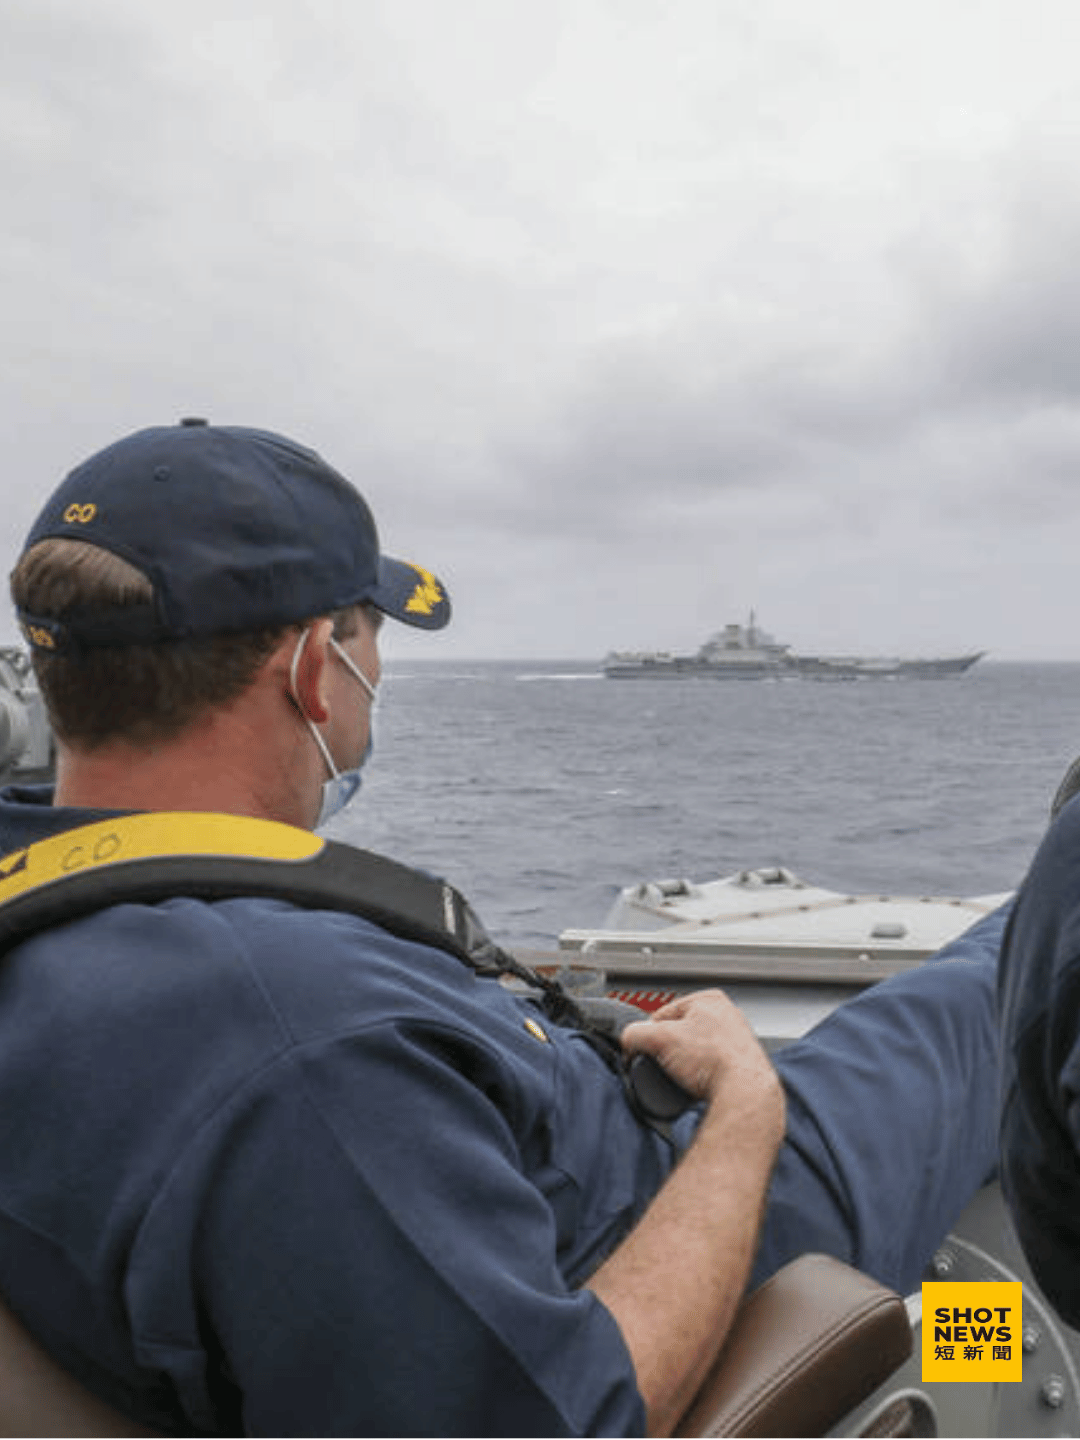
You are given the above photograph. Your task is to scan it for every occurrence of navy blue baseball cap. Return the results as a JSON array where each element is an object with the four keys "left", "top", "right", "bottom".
[{"left": 17, "top": 419, "right": 451, "bottom": 651}]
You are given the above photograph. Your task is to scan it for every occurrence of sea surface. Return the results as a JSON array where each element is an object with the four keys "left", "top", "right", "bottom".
[{"left": 329, "top": 660, "right": 1080, "bottom": 950}]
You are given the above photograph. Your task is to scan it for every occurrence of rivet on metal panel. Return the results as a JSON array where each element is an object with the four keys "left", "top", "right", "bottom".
[
  {"left": 1040, "top": 1375, "right": 1066, "bottom": 1409},
  {"left": 931, "top": 1249, "right": 955, "bottom": 1278}
]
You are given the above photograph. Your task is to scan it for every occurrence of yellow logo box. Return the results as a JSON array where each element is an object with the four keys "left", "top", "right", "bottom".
[{"left": 922, "top": 1281, "right": 1023, "bottom": 1382}]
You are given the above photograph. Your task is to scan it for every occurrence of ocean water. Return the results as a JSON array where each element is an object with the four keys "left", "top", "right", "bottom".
[{"left": 330, "top": 661, "right": 1080, "bottom": 950}]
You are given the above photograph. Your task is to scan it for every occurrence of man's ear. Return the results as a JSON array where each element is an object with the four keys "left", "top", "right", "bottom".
[{"left": 284, "top": 619, "right": 336, "bottom": 724}]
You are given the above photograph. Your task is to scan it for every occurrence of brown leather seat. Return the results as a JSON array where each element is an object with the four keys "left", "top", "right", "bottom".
[
  {"left": 0, "top": 1253, "right": 910, "bottom": 1437},
  {"left": 673, "top": 1253, "right": 913, "bottom": 1437}
]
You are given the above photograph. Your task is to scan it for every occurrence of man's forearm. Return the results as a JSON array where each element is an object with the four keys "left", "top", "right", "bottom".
[
  {"left": 587, "top": 1092, "right": 780, "bottom": 1435},
  {"left": 588, "top": 991, "right": 784, "bottom": 1436}
]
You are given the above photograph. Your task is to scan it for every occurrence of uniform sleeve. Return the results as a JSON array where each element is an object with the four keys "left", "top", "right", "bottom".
[
  {"left": 999, "top": 834, "right": 1080, "bottom": 1330},
  {"left": 1013, "top": 1002, "right": 1080, "bottom": 1329},
  {"left": 124, "top": 1017, "right": 647, "bottom": 1437}
]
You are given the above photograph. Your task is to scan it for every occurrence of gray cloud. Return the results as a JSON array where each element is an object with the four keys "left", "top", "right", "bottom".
[{"left": 6, "top": 1, "right": 1080, "bottom": 658}]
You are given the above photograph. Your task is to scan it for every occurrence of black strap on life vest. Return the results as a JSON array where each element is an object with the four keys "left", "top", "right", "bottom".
[{"left": 0, "top": 812, "right": 692, "bottom": 1130}]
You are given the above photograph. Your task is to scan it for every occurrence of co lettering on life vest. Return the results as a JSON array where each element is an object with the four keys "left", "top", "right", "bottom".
[
  {"left": 0, "top": 814, "right": 323, "bottom": 909},
  {"left": 60, "top": 832, "right": 123, "bottom": 873}
]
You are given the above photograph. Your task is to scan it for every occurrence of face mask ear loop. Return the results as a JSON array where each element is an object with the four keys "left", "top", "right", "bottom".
[
  {"left": 289, "top": 627, "right": 341, "bottom": 780},
  {"left": 329, "top": 636, "right": 378, "bottom": 704}
]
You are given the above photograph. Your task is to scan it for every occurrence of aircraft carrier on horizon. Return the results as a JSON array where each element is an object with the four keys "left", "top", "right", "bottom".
[{"left": 603, "top": 614, "right": 985, "bottom": 681}]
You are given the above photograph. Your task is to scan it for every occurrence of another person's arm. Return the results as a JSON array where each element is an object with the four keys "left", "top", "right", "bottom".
[{"left": 589, "top": 991, "right": 784, "bottom": 1437}]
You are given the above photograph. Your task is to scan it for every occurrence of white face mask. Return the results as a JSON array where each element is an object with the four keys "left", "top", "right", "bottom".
[{"left": 290, "top": 628, "right": 378, "bottom": 827}]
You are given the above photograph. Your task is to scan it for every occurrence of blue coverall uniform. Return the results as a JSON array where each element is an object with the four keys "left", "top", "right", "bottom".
[{"left": 0, "top": 786, "right": 1004, "bottom": 1435}]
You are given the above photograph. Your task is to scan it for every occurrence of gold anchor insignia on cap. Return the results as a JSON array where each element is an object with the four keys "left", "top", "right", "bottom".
[
  {"left": 523, "top": 1018, "right": 550, "bottom": 1044},
  {"left": 404, "top": 564, "right": 445, "bottom": 617}
]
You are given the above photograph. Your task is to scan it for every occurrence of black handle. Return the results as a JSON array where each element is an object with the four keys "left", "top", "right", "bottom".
[{"left": 625, "top": 1051, "right": 696, "bottom": 1122}]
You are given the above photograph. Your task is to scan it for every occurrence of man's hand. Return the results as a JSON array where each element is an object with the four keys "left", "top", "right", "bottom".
[{"left": 621, "top": 989, "right": 783, "bottom": 1127}]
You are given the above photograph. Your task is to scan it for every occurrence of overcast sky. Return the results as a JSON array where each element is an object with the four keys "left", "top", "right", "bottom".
[{"left": 6, "top": 0, "right": 1080, "bottom": 659}]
